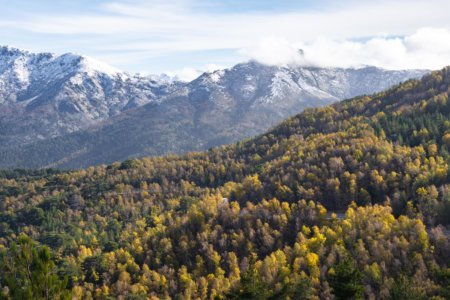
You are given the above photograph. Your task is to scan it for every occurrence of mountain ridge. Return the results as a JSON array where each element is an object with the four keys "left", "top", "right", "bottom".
[{"left": 0, "top": 46, "right": 183, "bottom": 145}]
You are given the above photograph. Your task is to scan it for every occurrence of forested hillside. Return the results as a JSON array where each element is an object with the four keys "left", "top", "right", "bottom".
[{"left": 0, "top": 68, "right": 449, "bottom": 299}]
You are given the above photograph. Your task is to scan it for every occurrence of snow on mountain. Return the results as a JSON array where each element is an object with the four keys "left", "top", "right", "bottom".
[
  {"left": 148, "top": 73, "right": 179, "bottom": 84},
  {"left": 0, "top": 46, "right": 183, "bottom": 146},
  {"left": 77, "top": 55, "right": 123, "bottom": 77},
  {"left": 184, "top": 61, "right": 426, "bottom": 115}
]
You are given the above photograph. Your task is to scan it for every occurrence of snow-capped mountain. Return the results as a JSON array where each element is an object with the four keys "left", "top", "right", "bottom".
[
  {"left": 0, "top": 55, "right": 429, "bottom": 169},
  {"left": 0, "top": 46, "right": 182, "bottom": 146},
  {"left": 183, "top": 61, "right": 427, "bottom": 121}
]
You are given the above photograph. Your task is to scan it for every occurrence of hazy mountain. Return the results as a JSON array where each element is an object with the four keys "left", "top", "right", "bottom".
[{"left": 0, "top": 55, "right": 428, "bottom": 169}]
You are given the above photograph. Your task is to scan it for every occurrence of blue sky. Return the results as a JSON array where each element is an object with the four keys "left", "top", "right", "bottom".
[{"left": 1, "top": 0, "right": 450, "bottom": 80}]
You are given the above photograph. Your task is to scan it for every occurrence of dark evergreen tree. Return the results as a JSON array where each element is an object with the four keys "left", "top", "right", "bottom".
[
  {"left": 0, "top": 235, "right": 71, "bottom": 300},
  {"left": 329, "top": 258, "right": 364, "bottom": 300}
]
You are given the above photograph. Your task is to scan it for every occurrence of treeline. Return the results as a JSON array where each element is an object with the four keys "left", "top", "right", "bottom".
[{"left": 0, "top": 68, "right": 449, "bottom": 298}]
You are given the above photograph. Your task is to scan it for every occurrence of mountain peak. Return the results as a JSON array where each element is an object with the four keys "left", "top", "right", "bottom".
[
  {"left": 0, "top": 45, "right": 31, "bottom": 57},
  {"left": 0, "top": 46, "right": 124, "bottom": 78},
  {"left": 74, "top": 55, "right": 123, "bottom": 77}
]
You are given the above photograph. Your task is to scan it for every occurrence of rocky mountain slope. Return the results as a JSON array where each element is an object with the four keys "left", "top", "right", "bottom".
[{"left": 0, "top": 46, "right": 181, "bottom": 146}]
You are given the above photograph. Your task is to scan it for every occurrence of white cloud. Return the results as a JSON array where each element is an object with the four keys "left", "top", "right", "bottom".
[
  {"left": 240, "top": 37, "right": 305, "bottom": 66},
  {"left": 242, "top": 28, "right": 450, "bottom": 70},
  {"left": 7, "top": 0, "right": 450, "bottom": 43},
  {"left": 164, "top": 64, "right": 223, "bottom": 82}
]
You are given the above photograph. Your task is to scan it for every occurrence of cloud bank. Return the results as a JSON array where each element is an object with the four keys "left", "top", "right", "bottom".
[{"left": 243, "top": 28, "right": 450, "bottom": 70}]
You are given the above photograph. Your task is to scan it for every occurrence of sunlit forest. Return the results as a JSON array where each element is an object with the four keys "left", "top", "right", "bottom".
[{"left": 0, "top": 68, "right": 449, "bottom": 299}]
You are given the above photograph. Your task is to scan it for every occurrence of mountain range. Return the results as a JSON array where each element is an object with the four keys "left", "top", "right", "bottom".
[{"left": 0, "top": 46, "right": 428, "bottom": 169}]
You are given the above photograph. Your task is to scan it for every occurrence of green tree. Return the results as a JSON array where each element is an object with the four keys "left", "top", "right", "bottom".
[
  {"left": 390, "top": 275, "right": 424, "bottom": 300},
  {"left": 226, "top": 254, "right": 269, "bottom": 300},
  {"left": 0, "top": 235, "right": 71, "bottom": 300},
  {"left": 329, "top": 258, "right": 364, "bottom": 300}
]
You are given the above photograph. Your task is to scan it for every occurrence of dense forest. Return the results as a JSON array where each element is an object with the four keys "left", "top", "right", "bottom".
[{"left": 0, "top": 68, "right": 449, "bottom": 299}]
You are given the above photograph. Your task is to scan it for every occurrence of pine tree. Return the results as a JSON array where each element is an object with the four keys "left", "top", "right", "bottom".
[
  {"left": 0, "top": 235, "right": 71, "bottom": 300},
  {"left": 329, "top": 258, "right": 364, "bottom": 300}
]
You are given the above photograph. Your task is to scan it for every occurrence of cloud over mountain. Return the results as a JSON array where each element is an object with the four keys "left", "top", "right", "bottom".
[{"left": 243, "top": 28, "right": 450, "bottom": 70}]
